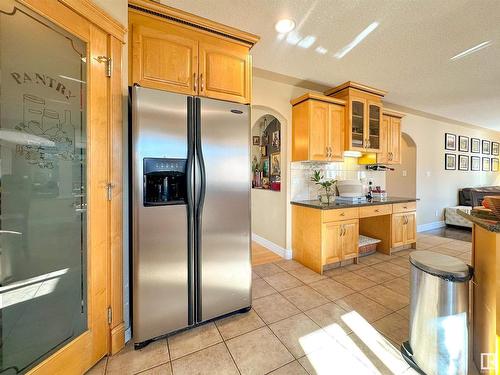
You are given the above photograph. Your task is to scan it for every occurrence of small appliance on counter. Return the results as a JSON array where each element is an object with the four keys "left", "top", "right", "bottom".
[{"left": 336, "top": 179, "right": 364, "bottom": 198}]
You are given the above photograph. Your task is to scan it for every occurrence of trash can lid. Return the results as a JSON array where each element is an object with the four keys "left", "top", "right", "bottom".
[{"left": 409, "top": 251, "right": 472, "bottom": 281}]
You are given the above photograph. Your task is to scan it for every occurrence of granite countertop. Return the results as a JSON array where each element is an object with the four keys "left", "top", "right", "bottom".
[
  {"left": 290, "top": 197, "right": 418, "bottom": 210},
  {"left": 457, "top": 209, "right": 500, "bottom": 233}
]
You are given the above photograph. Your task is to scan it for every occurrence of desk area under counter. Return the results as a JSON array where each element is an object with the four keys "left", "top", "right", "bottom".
[{"left": 291, "top": 198, "right": 417, "bottom": 274}]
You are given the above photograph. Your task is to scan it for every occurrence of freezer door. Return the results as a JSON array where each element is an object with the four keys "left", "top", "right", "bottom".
[
  {"left": 196, "top": 97, "right": 251, "bottom": 322},
  {"left": 132, "top": 86, "right": 193, "bottom": 343}
]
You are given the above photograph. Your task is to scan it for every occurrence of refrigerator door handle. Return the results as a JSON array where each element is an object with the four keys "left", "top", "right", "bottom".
[{"left": 186, "top": 96, "right": 195, "bottom": 326}]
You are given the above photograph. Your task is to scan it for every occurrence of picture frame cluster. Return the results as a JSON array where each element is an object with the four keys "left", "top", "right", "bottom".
[{"left": 445, "top": 133, "right": 499, "bottom": 172}]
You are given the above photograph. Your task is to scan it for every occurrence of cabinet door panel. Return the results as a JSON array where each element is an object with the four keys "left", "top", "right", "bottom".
[
  {"left": 367, "top": 101, "right": 381, "bottom": 151},
  {"left": 404, "top": 212, "right": 417, "bottom": 244},
  {"left": 322, "top": 223, "right": 342, "bottom": 264},
  {"left": 329, "top": 104, "right": 345, "bottom": 161},
  {"left": 131, "top": 23, "right": 198, "bottom": 94},
  {"left": 378, "top": 115, "right": 390, "bottom": 164},
  {"left": 341, "top": 221, "right": 359, "bottom": 260},
  {"left": 350, "top": 98, "right": 366, "bottom": 150},
  {"left": 390, "top": 117, "right": 402, "bottom": 164},
  {"left": 309, "top": 100, "right": 329, "bottom": 160},
  {"left": 392, "top": 213, "right": 406, "bottom": 248},
  {"left": 199, "top": 39, "right": 250, "bottom": 103}
]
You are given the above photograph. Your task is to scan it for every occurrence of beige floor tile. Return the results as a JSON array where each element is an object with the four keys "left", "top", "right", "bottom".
[
  {"left": 353, "top": 266, "right": 396, "bottom": 284},
  {"left": 308, "top": 279, "right": 355, "bottom": 301},
  {"left": 253, "top": 263, "right": 284, "bottom": 278},
  {"left": 342, "top": 262, "right": 369, "bottom": 271},
  {"left": 85, "top": 357, "right": 107, "bottom": 375},
  {"left": 322, "top": 267, "right": 351, "bottom": 278},
  {"left": 281, "top": 285, "right": 329, "bottom": 311},
  {"left": 226, "top": 327, "right": 294, "bottom": 375},
  {"left": 269, "top": 313, "right": 333, "bottom": 358},
  {"left": 389, "top": 257, "right": 411, "bottom": 270},
  {"left": 274, "top": 259, "right": 307, "bottom": 272},
  {"left": 137, "top": 363, "right": 172, "bottom": 375},
  {"left": 429, "top": 246, "right": 464, "bottom": 257},
  {"left": 418, "top": 236, "right": 454, "bottom": 246},
  {"left": 107, "top": 340, "right": 169, "bottom": 375},
  {"left": 264, "top": 272, "right": 304, "bottom": 291},
  {"left": 252, "top": 271, "right": 261, "bottom": 280},
  {"left": 413, "top": 242, "right": 435, "bottom": 250},
  {"left": 439, "top": 240, "right": 472, "bottom": 252},
  {"left": 358, "top": 255, "right": 384, "bottom": 266},
  {"left": 371, "top": 252, "right": 394, "bottom": 261},
  {"left": 361, "top": 285, "right": 409, "bottom": 311},
  {"left": 171, "top": 343, "right": 238, "bottom": 375},
  {"left": 371, "top": 262, "right": 409, "bottom": 277},
  {"left": 215, "top": 309, "right": 265, "bottom": 340},
  {"left": 373, "top": 312, "right": 409, "bottom": 344},
  {"left": 331, "top": 272, "right": 376, "bottom": 291},
  {"left": 395, "top": 305, "right": 410, "bottom": 319},
  {"left": 252, "top": 293, "right": 300, "bottom": 324},
  {"left": 288, "top": 267, "right": 327, "bottom": 284},
  {"left": 304, "top": 302, "right": 352, "bottom": 335},
  {"left": 382, "top": 277, "right": 410, "bottom": 298},
  {"left": 456, "top": 252, "right": 471, "bottom": 263},
  {"left": 268, "top": 361, "right": 308, "bottom": 375},
  {"left": 168, "top": 323, "right": 222, "bottom": 360},
  {"left": 252, "top": 278, "right": 277, "bottom": 299},
  {"left": 335, "top": 293, "right": 392, "bottom": 323}
]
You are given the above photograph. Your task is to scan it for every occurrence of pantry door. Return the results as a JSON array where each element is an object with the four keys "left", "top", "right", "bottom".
[{"left": 0, "top": 1, "right": 124, "bottom": 374}]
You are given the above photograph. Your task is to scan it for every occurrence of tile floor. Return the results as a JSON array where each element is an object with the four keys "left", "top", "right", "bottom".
[{"left": 87, "top": 230, "right": 474, "bottom": 375}]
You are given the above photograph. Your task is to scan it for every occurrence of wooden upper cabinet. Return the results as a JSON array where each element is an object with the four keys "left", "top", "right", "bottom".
[
  {"left": 324, "top": 82, "right": 387, "bottom": 153},
  {"left": 291, "top": 93, "right": 346, "bottom": 162},
  {"left": 199, "top": 39, "right": 251, "bottom": 103},
  {"left": 128, "top": 1, "right": 259, "bottom": 104},
  {"left": 131, "top": 21, "right": 198, "bottom": 95},
  {"left": 378, "top": 110, "right": 404, "bottom": 164}
]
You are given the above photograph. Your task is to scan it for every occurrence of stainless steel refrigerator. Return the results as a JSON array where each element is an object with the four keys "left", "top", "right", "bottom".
[{"left": 131, "top": 86, "right": 251, "bottom": 348}]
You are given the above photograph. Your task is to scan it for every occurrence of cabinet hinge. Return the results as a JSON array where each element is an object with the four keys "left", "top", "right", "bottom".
[
  {"left": 95, "top": 56, "right": 112, "bottom": 77},
  {"left": 107, "top": 306, "right": 112, "bottom": 325}
]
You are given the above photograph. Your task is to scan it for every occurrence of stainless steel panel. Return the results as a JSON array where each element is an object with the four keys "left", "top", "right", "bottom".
[
  {"left": 198, "top": 97, "right": 251, "bottom": 321},
  {"left": 409, "top": 262, "right": 469, "bottom": 375},
  {"left": 132, "top": 87, "right": 190, "bottom": 342}
]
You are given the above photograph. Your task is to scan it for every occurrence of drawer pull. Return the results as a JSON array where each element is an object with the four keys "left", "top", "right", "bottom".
[
  {"left": 340, "top": 212, "right": 345, "bottom": 216},
  {"left": 403, "top": 206, "right": 407, "bottom": 209},
  {"left": 374, "top": 209, "right": 379, "bottom": 212}
]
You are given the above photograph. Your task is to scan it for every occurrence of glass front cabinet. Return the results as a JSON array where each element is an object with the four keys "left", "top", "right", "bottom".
[{"left": 325, "top": 82, "right": 386, "bottom": 153}]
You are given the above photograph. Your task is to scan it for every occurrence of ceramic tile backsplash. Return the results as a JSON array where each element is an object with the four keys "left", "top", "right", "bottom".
[{"left": 291, "top": 158, "right": 386, "bottom": 201}]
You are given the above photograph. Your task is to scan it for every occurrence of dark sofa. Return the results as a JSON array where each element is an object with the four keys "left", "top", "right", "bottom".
[{"left": 459, "top": 186, "right": 500, "bottom": 207}]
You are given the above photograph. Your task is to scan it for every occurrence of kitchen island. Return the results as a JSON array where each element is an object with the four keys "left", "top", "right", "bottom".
[{"left": 291, "top": 197, "right": 417, "bottom": 273}]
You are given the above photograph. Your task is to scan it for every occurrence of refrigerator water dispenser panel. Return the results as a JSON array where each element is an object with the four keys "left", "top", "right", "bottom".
[{"left": 143, "top": 158, "right": 187, "bottom": 206}]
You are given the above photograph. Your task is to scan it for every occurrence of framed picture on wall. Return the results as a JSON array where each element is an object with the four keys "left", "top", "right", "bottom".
[
  {"left": 482, "top": 140, "right": 491, "bottom": 155},
  {"left": 445, "top": 153, "right": 456, "bottom": 170},
  {"left": 260, "top": 146, "right": 267, "bottom": 157},
  {"left": 492, "top": 158, "right": 499, "bottom": 172},
  {"left": 458, "top": 155, "right": 469, "bottom": 171},
  {"left": 445, "top": 133, "right": 456, "bottom": 150},
  {"left": 471, "top": 138, "right": 480, "bottom": 153},
  {"left": 492, "top": 142, "right": 499, "bottom": 156},
  {"left": 458, "top": 136, "right": 469, "bottom": 152},
  {"left": 272, "top": 130, "right": 280, "bottom": 148},
  {"left": 483, "top": 157, "right": 491, "bottom": 171},
  {"left": 471, "top": 156, "right": 480, "bottom": 171},
  {"left": 252, "top": 136, "right": 260, "bottom": 146},
  {"left": 270, "top": 152, "right": 281, "bottom": 176}
]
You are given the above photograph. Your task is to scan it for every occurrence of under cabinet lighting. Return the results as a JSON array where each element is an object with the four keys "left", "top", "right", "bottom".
[
  {"left": 298, "top": 35, "right": 316, "bottom": 49},
  {"left": 315, "top": 46, "right": 328, "bottom": 54},
  {"left": 334, "top": 22, "right": 379, "bottom": 59},
  {"left": 450, "top": 41, "right": 492, "bottom": 61},
  {"left": 344, "top": 151, "right": 362, "bottom": 158},
  {"left": 275, "top": 19, "right": 296, "bottom": 34}
]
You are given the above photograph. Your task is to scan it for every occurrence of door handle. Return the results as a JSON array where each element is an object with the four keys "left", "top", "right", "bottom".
[
  {"left": 193, "top": 73, "right": 197, "bottom": 92},
  {"left": 340, "top": 225, "right": 344, "bottom": 236},
  {"left": 200, "top": 73, "right": 204, "bottom": 92}
]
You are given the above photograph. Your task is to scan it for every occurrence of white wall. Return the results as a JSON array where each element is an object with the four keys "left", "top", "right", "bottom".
[
  {"left": 386, "top": 107, "right": 500, "bottom": 228},
  {"left": 386, "top": 133, "right": 417, "bottom": 198}
]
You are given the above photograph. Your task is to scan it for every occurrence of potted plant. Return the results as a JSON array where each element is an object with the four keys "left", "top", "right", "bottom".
[{"left": 311, "top": 170, "right": 337, "bottom": 205}]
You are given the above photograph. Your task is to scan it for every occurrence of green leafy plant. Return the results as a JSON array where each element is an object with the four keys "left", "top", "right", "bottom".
[{"left": 311, "top": 170, "right": 337, "bottom": 204}]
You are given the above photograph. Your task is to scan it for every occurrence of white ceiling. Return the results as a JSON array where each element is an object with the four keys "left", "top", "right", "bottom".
[{"left": 163, "top": 0, "right": 500, "bottom": 130}]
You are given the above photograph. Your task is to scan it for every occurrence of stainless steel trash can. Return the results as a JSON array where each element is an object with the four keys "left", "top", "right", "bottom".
[{"left": 401, "top": 250, "right": 473, "bottom": 375}]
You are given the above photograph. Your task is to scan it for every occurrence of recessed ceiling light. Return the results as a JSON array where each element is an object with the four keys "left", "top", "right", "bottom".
[
  {"left": 315, "top": 46, "right": 328, "bottom": 55},
  {"left": 334, "top": 22, "right": 379, "bottom": 59},
  {"left": 275, "top": 19, "right": 295, "bottom": 34},
  {"left": 286, "top": 32, "right": 302, "bottom": 45},
  {"left": 298, "top": 36, "right": 316, "bottom": 49},
  {"left": 450, "top": 41, "right": 492, "bottom": 61}
]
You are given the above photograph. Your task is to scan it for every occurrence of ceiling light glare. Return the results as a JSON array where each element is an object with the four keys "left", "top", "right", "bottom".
[
  {"left": 298, "top": 35, "right": 316, "bottom": 49},
  {"left": 315, "top": 46, "right": 328, "bottom": 54},
  {"left": 286, "top": 32, "right": 302, "bottom": 45},
  {"left": 334, "top": 21, "right": 379, "bottom": 59},
  {"left": 275, "top": 19, "right": 295, "bottom": 34},
  {"left": 450, "top": 41, "right": 492, "bottom": 61}
]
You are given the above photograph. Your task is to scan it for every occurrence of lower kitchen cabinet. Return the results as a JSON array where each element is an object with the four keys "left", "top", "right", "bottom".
[
  {"left": 322, "top": 219, "right": 359, "bottom": 265},
  {"left": 392, "top": 211, "right": 417, "bottom": 247}
]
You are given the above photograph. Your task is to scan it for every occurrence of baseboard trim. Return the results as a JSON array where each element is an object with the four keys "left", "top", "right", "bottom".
[
  {"left": 252, "top": 233, "right": 292, "bottom": 259},
  {"left": 417, "top": 220, "right": 446, "bottom": 232}
]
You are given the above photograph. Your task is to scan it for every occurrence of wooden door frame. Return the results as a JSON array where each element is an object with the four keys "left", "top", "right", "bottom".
[{"left": 7, "top": 1, "right": 126, "bottom": 373}]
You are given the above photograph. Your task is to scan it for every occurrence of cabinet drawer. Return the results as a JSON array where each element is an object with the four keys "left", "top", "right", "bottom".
[
  {"left": 322, "top": 207, "right": 359, "bottom": 222},
  {"left": 392, "top": 201, "right": 416, "bottom": 213},
  {"left": 359, "top": 204, "right": 392, "bottom": 218}
]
